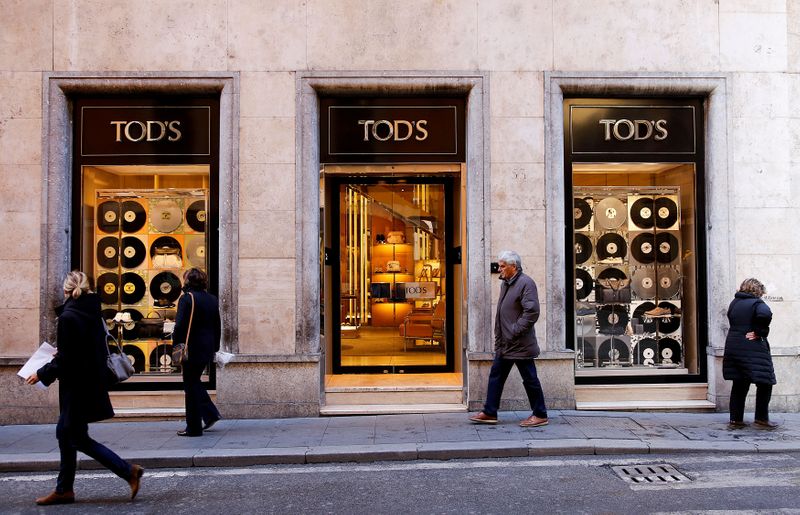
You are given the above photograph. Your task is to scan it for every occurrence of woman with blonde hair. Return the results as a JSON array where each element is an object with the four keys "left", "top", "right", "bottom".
[
  {"left": 26, "top": 271, "right": 143, "bottom": 505},
  {"left": 722, "top": 278, "right": 778, "bottom": 429}
]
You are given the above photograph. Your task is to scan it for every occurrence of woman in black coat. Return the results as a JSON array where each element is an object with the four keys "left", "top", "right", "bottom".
[
  {"left": 25, "top": 271, "right": 143, "bottom": 505},
  {"left": 723, "top": 278, "right": 778, "bottom": 429},
  {"left": 173, "top": 268, "right": 221, "bottom": 436}
]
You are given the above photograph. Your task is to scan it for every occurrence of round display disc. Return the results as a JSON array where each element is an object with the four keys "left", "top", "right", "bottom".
[
  {"left": 97, "top": 273, "right": 120, "bottom": 305},
  {"left": 597, "top": 233, "right": 627, "bottom": 261},
  {"left": 574, "top": 233, "right": 593, "bottom": 264},
  {"left": 631, "top": 267, "right": 657, "bottom": 299},
  {"left": 575, "top": 268, "right": 593, "bottom": 300},
  {"left": 150, "top": 199, "right": 182, "bottom": 233},
  {"left": 573, "top": 197, "right": 592, "bottom": 230},
  {"left": 631, "top": 233, "right": 657, "bottom": 264},
  {"left": 121, "top": 200, "right": 147, "bottom": 233},
  {"left": 654, "top": 196, "right": 678, "bottom": 229},
  {"left": 97, "top": 201, "right": 121, "bottom": 234},
  {"left": 629, "top": 197, "right": 656, "bottom": 229},
  {"left": 96, "top": 236, "right": 120, "bottom": 269},
  {"left": 594, "top": 197, "right": 627, "bottom": 230},
  {"left": 186, "top": 200, "right": 207, "bottom": 233},
  {"left": 120, "top": 236, "right": 146, "bottom": 269},
  {"left": 120, "top": 272, "right": 146, "bottom": 305},
  {"left": 150, "top": 271, "right": 182, "bottom": 307},
  {"left": 655, "top": 232, "right": 679, "bottom": 264}
]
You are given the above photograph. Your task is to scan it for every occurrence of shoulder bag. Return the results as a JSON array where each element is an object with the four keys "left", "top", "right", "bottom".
[
  {"left": 171, "top": 292, "right": 195, "bottom": 365},
  {"left": 103, "top": 320, "right": 135, "bottom": 384}
]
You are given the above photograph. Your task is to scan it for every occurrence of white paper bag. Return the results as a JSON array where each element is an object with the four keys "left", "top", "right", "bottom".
[
  {"left": 214, "top": 351, "right": 234, "bottom": 368},
  {"left": 18, "top": 342, "right": 57, "bottom": 390}
]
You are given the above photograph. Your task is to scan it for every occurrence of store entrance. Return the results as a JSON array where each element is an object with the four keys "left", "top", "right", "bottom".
[{"left": 327, "top": 176, "right": 456, "bottom": 374}]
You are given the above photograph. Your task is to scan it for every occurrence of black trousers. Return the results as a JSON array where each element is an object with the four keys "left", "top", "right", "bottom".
[
  {"left": 55, "top": 417, "right": 132, "bottom": 493},
  {"left": 729, "top": 379, "right": 772, "bottom": 422},
  {"left": 182, "top": 360, "right": 220, "bottom": 433}
]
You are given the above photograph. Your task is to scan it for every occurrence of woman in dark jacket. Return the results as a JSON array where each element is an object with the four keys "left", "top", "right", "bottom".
[
  {"left": 723, "top": 278, "right": 778, "bottom": 429},
  {"left": 25, "top": 271, "right": 143, "bottom": 505},
  {"left": 173, "top": 268, "right": 221, "bottom": 436}
]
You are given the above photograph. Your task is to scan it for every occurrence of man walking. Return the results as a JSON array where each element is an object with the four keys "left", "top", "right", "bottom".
[{"left": 469, "top": 250, "right": 548, "bottom": 427}]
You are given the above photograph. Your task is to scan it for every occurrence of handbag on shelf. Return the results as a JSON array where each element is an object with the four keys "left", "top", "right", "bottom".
[
  {"left": 138, "top": 312, "right": 166, "bottom": 339},
  {"left": 595, "top": 277, "right": 632, "bottom": 304},
  {"left": 171, "top": 293, "right": 195, "bottom": 365},
  {"left": 103, "top": 320, "right": 134, "bottom": 384}
]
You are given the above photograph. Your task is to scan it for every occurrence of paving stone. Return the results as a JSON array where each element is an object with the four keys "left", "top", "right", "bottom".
[
  {"left": 306, "top": 444, "right": 417, "bottom": 463},
  {"left": 195, "top": 447, "right": 307, "bottom": 466}
]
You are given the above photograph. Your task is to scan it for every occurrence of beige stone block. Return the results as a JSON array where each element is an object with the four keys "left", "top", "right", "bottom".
[
  {"left": 238, "top": 258, "right": 296, "bottom": 303},
  {"left": 790, "top": 118, "right": 800, "bottom": 163},
  {"left": 239, "top": 164, "right": 296, "bottom": 211},
  {"left": 490, "top": 117, "right": 544, "bottom": 164},
  {"left": 734, "top": 208, "right": 800, "bottom": 255},
  {"left": 0, "top": 118, "right": 41, "bottom": 165},
  {"left": 0, "top": 212, "right": 40, "bottom": 259},
  {"left": 490, "top": 208, "right": 546, "bottom": 258},
  {"left": 553, "top": 0, "right": 719, "bottom": 71},
  {"left": 791, "top": 75, "right": 800, "bottom": 117},
  {"left": 238, "top": 210, "right": 295, "bottom": 258},
  {"left": 0, "top": 260, "right": 38, "bottom": 308},
  {"left": 240, "top": 72, "right": 296, "bottom": 118},
  {"left": 735, "top": 254, "right": 797, "bottom": 302},
  {"left": 720, "top": 13, "right": 788, "bottom": 71},
  {"left": 766, "top": 302, "right": 796, "bottom": 353},
  {"left": 730, "top": 73, "right": 789, "bottom": 119},
  {"left": 0, "top": 0, "right": 52, "bottom": 71},
  {"left": 491, "top": 163, "right": 545, "bottom": 210},
  {"left": 237, "top": 302, "right": 296, "bottom": 355},
  {"left": 307, "top": 0, "right": 478, "bottom": 70},
  {"left": 53, "top": 0, "right": 227, "bottom": 71},
  {"left": 790, "top": 0, "right": 800, "bottom": 33},
  {"left": 240, "top": 117, "right": 295, "bottom": 165},
  {"left": 490, "top": 72, "right": 544, "bottom": 118},
  {"left": 0, "top": 165, "right": 42, "bottom": 212},
  {"left": 228, "top": 0, "right": 307, "bottom": 71},
  {"left": 478, "top": 1, "right": 552, "bottom": 71},
  {"left": 789, "top": 34, "right": 800, "bottom": 73},
  {"left": 0, "top": 73, "right": 42, "bottom": 120},
  {"left": 720, "top": 0, "right": 786, "bottom": 13},
  {"left": 732, "top": 117, "right": 790, "bottom": 163},
  {"left": 0, "top": 308, "right": 40, "bottom": 357},
  {"left": 732, "top": 162, "right": 793, "bottom": 208}
]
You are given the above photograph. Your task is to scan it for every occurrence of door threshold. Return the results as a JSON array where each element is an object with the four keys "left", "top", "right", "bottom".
[{"left": 320, "top": 403, "right": 468, "bottom": 416}]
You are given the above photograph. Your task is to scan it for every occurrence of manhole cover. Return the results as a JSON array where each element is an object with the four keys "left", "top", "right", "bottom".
[{"left": 612, "top": 464, "right": 691, "bottom": 485}]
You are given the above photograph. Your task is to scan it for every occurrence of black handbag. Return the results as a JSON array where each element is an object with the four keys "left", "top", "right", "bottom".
[
  {"left": 172, "top": 293, "right": 194, "bottom": 364},
  {"left": 595, "top": 277, "right": 632, "bottom": 304},
  {"left": 138, "top": 312, "right": 166, "bottom": 339}
]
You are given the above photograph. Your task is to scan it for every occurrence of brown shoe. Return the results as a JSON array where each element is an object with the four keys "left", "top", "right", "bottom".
[
  {"left": 128, "top": 464, "right": 144, "bottom": 500},
  {"left": 468, "top": 412, "right": 498, "bottom": 424},
  {"left": 754, "top": 419, "right": 779, "bottom": 429},
  {"left": 35, "top": 490, "right": 75, "bottom": 506},
  {"left": 520, "top": 415, "right": 549, "bottom": 427},
  {"left": 728, "top": 420, "right": 747, "bottom": 429}
]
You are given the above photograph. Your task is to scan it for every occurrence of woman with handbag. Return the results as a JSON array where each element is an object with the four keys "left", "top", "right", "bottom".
[
  {"left": 723, "top": 278, "right": 779, "bottom": 429},
  {"left": 25, "top": 271, "right": 144, "bottom": 505},
  {"left": 173, "top": 267, "right": 222, "bottom": 437}
]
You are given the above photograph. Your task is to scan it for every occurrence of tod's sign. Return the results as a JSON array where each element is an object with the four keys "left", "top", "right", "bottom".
[
  {"left": 320, "top": 97, "right": 465, "bottom": 163},
  {"left": 81, "top": 105, "right": 211, "bottom": 157},
  {"left": 570, "top": 104, "right": 697, "bottom": 155}
]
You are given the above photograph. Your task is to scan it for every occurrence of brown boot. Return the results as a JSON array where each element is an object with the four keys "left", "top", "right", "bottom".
[
  {"left": 128, "top": 464, "right": 144, "bottom": 500},
  {"left": 35, "top": 490, "right": 75, "bottom": 506}
]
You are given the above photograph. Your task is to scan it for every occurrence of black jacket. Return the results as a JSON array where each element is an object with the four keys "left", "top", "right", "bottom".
[
  {"left": 37, "top": 293, "right": 115, "bottom": 427},
  {"left": 172, "top": 288, "right": 221, "bottom": 365},
  {"left": 722, "top": 291, "right": 776, "bottom": 385},
  {"left": 494, "top": 271, "right": 541, "bottom": 359}
]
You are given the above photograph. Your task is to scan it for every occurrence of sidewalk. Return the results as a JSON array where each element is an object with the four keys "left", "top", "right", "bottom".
[{"left": 1, "top": 410, "right": 799, "bottom": 472}]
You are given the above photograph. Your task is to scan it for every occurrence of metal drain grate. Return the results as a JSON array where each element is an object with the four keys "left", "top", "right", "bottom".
[{"left": 612, "top": 464, "right": 691, "bottom": 485}]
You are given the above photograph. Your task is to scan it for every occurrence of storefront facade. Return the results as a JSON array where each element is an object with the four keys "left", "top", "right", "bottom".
[{"left": 1, "top": 2, "right": 798, "bottom": 423}]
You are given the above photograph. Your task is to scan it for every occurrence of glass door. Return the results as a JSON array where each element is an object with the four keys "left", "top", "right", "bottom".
[{"left": 330, "top": 178, "right": 453, "bottom": 373}]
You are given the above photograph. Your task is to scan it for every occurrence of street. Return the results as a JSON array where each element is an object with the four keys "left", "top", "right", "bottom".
[{"left": 2, "top": 452, "right": 800, "bottom": 514}]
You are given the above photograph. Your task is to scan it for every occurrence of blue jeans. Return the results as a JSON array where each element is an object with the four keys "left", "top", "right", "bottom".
[
  {"left": 483, "top": 355, "right": 547, "bottom": 418},
  {"left": 56, "top": 417, "right": 132, "bottom": 493},
  {"left": 183, "top": 361, "right": 220, "bottom": 433}
]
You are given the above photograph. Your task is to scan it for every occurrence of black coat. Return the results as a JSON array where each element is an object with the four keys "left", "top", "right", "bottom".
[
  {"left": 37, "top": 293, "right": 115, "bottom": 428},
  {"left": 172, "top": 288, "right": 221, "bottom": 365},
  {"left": 494, "top": 271, "right": 541, "bottom": 359},
  {"left": 722, "top": 291, "right": 776, "bottom": 385}
]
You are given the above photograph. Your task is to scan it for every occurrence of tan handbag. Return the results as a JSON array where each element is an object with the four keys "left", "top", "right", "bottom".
[{"left": 171, "top": 292, "right": 194, "bottom": 365}]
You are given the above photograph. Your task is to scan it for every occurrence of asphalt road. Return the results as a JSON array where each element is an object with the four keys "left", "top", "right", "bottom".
[{"left": 2, "top": 452, "right": 800, "bottom": 514}]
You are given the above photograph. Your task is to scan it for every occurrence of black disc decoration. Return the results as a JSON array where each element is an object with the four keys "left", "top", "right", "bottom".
[
  {"left": 631, "top": 232, "right": 656, "bottom": 264},
  {"left": 597, "top": 267, "right": 627, "bottom": 282},
  {"left": 120, "top": 272, "right": 146, "bottom": 304},
  {"left": 122, "top": 344, "right": 146, "bottom": 373},
  {"left": 573, "top": 197, "right": 592, "bottom": 230},
  {"left": 150, "top": 271, "right": 182, "bottom": 307},
  {"left": 574, "top": 233, "right": 593, "bottom": 264},
  {"left": 121, "top": 308, "right": 144, "bottom": 340},
  {"left": 597, "top": 305, "right": 629, "bottom": 335},
  {"left": 185, "top": 235, "right": 206, "bottom": 268},
  {"left": 596, "top": 233, "right": 627, "bottom": 261},
  {"left": 150, "top": 343, "right": 174, "bottom": 372},
  {"left": 96, "top": 236, "right": 120, "bottom": 269},
  {"left": 657, "top": 267, "right": 681, "bottom": 298},
  {"left": 120, "top": 200, "right": 147, "bottom": 233},
  {"left": 633, "top": 302, "right": 658, "bottom": 333},
  {"left": 97, "top": 201, "right": 121, "bottom": 234},
  {"left": 654, "top": 196, "right": 678, "bottom": 229},
  {"left": 635, "top": 337, "right": 658, "bottom": 365},
  {"left": 186, "top": 200, "right": 207, "bottom": 233},
  {"left": 631, "top": 267, "right": 656, "bottom": 299},
  {"left": 97, "top": 273, "right": 119, "bottom": 305},
  {"left": 658, "top": 337, "right": 682, "bottom": 365},
  {"left": 655, "top": 232, "right": 679, "bottom": 264},
  {"left": 120, "top": 236, "right": 146, "bottom": 269},
  {"left": 102, "top": 308, "right": 117, "bottom": 331},
  {"left": 598, "top": 337, "right": 630, "bottom": 364},
  {"left": 655, "top": 302, "right": 681, "bottom": 334},
  {"left": 149, "top": 236, "right": 182, "bottom": 259},
  {"left": 575, "top": 268, "right": 593, "bottom": 300},
  {"left": 629, "top": 197, "right": 655, "bottom": 229}
]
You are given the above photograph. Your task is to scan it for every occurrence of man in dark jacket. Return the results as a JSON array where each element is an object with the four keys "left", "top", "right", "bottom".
[{"left": 469, "top": 251, "right": 548, "bottom": 427}]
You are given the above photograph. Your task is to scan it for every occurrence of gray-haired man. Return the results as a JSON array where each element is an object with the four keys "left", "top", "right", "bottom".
[{"left": 469, "top": 250, "right": 548, "bottom": 427}]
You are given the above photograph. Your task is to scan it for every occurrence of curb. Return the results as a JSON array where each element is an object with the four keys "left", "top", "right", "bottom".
[{"left": 3, "top": 438, "right": 800, "bottom": 473}]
